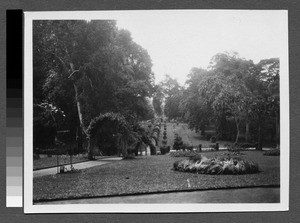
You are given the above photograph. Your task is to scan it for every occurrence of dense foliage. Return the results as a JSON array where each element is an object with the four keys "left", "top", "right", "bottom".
[
  {"left": 33, "top": 20, "right": 155, "bottom": 158},
  {"left": 161, "top": 52, "right": 279, "bottom": 148}
]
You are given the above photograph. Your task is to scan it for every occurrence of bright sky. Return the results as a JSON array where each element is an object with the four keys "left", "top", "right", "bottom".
[{"left": 115, "top": 10, "right": 287, "bottom": 85}]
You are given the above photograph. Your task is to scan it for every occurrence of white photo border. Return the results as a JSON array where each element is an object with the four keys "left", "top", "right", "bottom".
[{"left": 24, "top": 10, "right": 289, "bottom": 213}]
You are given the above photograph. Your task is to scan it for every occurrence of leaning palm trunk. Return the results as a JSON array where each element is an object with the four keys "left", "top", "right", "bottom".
[
  {"left": 73, "top": 83, "right": 93, "bottom": 159},
  {"left": 53, "top": 55, "right": 92, "bottom": 159}
]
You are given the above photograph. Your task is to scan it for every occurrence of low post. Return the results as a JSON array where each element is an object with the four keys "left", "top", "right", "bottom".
[
  {"left": 215, "top": 143, "right": 219, "bottom": 151},
  {"left": 56, "top": 153, "right": 59, "bottom": 174},
  {"left": 198, "top": 144, "right": 202, "bottom": 152}
]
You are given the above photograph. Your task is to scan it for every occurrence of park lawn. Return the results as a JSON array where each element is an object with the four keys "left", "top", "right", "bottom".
[
  {"left": 33, "top": 150, "right": 279, "bottom": 202},
  {"left": 159, "top": 122, "right": 232, "bottom": 149},
  {"left": 173, "top": 123, "right": 231, "bottom": 148}
]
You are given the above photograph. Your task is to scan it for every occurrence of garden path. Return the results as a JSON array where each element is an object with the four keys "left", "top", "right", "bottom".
[{"left": 33, "top": 157, "right": 122, "bottom": 178}]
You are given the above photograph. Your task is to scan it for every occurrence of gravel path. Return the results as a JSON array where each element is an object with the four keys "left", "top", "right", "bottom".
[{"left": 33, "top": 157, "right": 122, "bottom": 178}]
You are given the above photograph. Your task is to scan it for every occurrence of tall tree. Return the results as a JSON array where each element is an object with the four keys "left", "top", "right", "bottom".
[
  {"left": 159, "top": 75, "right": 183, "bottom": 120},
  {"left": 33, "top": 20, "right": 155, "bottom": 158}
]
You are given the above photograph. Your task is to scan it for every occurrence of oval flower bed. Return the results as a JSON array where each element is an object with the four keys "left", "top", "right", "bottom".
[{"left": 173, "top": 155, "right": 259, "bottom": 175}]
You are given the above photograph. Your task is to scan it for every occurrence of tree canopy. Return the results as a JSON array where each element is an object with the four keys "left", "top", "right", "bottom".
[
  {"left": 181, "top": 52, "right": 279, "bottom": 146},
  {"left": 33, "top": 20, "right": 155, "bottom": 157}
]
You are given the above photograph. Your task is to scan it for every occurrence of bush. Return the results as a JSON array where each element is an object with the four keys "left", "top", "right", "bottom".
[
  {"left": 173, "top": 134, "right": 183, "bottom": 150},
  {"left": 226, "top": 142, "right": 258, "bottom": 152},
  {"left": 173, "top": 155, "right": 259, "bottom": 175},
  {"left": 206, "top": 134, "right": 212, "bottom": 141},
  {"left": 187, "top": 146, "right": 194, "bottom": 151},
  {"left": 179, "top": 144, "right": 188, "bottom": 151},
  {"left": 236, "top": 143, "right": 258, "bottom": 149},
  {"left": 163, "top": 131, "right": 167, "bottom": 136},
  {"left": 209, "top": 143, "right": 219, "bottom": 151},
  {"left": 163, "top": 135, "right": 167, "bottom": 140},
  {"left": 162, "top": 139, "right": 167, "bottom": 145},
  {"left": 160, "top": 146, "right": 170, "bottom": 155},
  {"left": 210, "top": 136, "right": 216, "bottom": 143},
  {"left": 263, "top": 149, "right": 280, "bottom": 156},
  {"left": 150, "top": 144, "right": 156, "bottom": 155}
]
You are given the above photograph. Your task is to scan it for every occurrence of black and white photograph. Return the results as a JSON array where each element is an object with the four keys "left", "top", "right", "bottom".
[{"left": 24, "top": 10, "right": 289, "bottom": 213}]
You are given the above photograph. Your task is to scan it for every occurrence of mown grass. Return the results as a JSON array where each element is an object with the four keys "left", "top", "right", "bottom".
[
  {"left": 170, "top": 123, "right": 231, "bottom": 148},
  {"left": 33, "top": 150, "right": 279, "bottom": 202}
]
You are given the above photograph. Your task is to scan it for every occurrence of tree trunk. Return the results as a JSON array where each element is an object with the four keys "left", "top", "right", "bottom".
[
  {"left": 245, "top": 121, "right": 250, "bottom": 142},
  {"left": 87, "top": 137, "right": 94, "bottom": 160},
  {"left": 235, "top": 118, "right": 240, "bottom": 144},
  {"left": 116, "top": 133, "right": 122, "bottom": 157},
  {"left": 257, "top": 123, "right": 263, "bottom": 150},
  {"left": 73, "top": 83, "right": 93, "bottom": 159},
  {"left": 121, "top": 137, "right": 128, "bottom": 158}
]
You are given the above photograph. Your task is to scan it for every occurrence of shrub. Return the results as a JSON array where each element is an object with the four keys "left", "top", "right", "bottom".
[
  {"left": 263, "top": 149, "right": 280, "bottom": 156},
  {"left": 163, "top": 135, "right": 167, "bottom": 140},
  {"left": 226, "top": 142, "right": 258, "bottom": 152},
  {"left": 160, "top": 146, "right": 170, "bottom": 155},
  {"left": 173, "top": 134, "right": 183, "bottom": 150},
  {"left": 187, "top": 146, "right": 194, "bottom": 151},
  {"left": 179, "top": 144, "right": 189, "bottom": 151},
  {"left": 209, "top": 143, "right": 219, "bottom": 151},
  {"left": 150, "top": 144, "right": 156, "bottom": 155},
  {"left": 210, "top": 136, "right": 216, "bottom": 143},
  {"left": 206, "top": 134, "right": 212, "bottom": 141},
  {"left": 163, "top": 131, "right": 167, "bottom": 136},
  {"left": 162, "top": 139, "right": 167, "bottom": 145},
  {"left": 236, "top": 142, "right": 258, "bottom": 149},
  {"left": 173, "top": 155, "right": 259, "bottom": 175}
]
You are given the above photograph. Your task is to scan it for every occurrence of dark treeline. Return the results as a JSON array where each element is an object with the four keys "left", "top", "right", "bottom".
[
  {"left": 155, "top": 52, "right": 279, "bottom": 149},
  {"left": 33, "top": 20, "right": 156, "bottom": 158}
]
